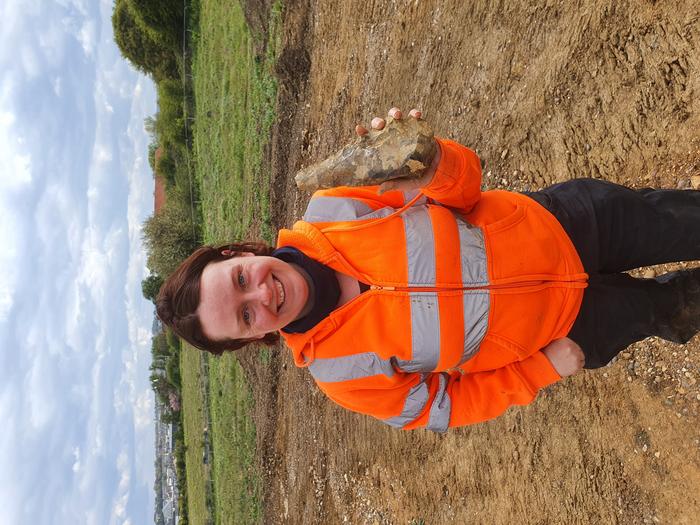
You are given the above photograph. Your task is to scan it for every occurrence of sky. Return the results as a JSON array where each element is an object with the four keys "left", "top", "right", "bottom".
[{"left": 0, "top": 0, "right": 158, "bottom": 523}]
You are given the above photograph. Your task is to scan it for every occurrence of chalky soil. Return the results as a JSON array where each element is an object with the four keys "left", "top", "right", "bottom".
[{"left": 246, "top": 1, "right": 700, "bottom": 523}]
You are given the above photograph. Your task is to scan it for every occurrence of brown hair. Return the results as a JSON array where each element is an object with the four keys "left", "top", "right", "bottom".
[{"left": 156, "top": 242, "right": 280, "bottom": 355}]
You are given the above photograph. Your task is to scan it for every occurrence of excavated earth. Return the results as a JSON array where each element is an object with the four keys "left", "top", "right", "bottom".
[{"left": 238, "top": 1, "right": 700, "bottom": 523}]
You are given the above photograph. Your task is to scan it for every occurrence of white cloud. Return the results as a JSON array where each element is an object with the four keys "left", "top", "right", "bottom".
[
  {"left": 72, "top": 446, "right": 82, "bottom": 473},
  {"left": 0, "top": 89, "right": 31, "bottom": 322},
  {"left": 0, "top": 209, "right": 19, "bottom": 320},
  {"left": 77, "top": 19, "right": 97, "bottom": 57},
  {"left": 20, "top": 40, "right": 42, "bottom": 78},
  {"left": 0, "top": 1, "right": 158, "bottom": 522},
  {"left": 78, "top": 246, "right": 109, "bottom": 302},
  {"left": 34, "top": 183, "right": 77, "bottom": 249},
  {"left": 52, "top": 76, "right": 63, "bottom": 96},
  {"left": 116, "top": 451, "right": 130, "bottom": 486},
  {"left": 0, "top": 288, "right": 13, "bottom": 319},
  {"left": 26, "top": 352, "right": 59, "bottom": 429},
  {"left": 38, "top": 19, "right": 69, "bottom": 65},
  {"left": 64, "top": 286, "right": 85, "bottom": 349},
  {"left": 56, "top": 0, "right": 90, "bottom": 16},
  {"left": 112, "top": 450, "right": 131, "bottom": 521},
  {"left": 0, "top": 110, "right": 32, "bottom": 189},
  {"left": 132, "top": 390, "right": 153, "bottom": 430},
  {"left": 94, "top": 143, "right": 113, "bottom": 163},
  {"left": 76, "top": 224, "right": 126, "bottom": 308}
]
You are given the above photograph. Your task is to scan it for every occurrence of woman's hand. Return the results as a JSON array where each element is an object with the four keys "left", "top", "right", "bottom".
[
  {"left": 355, "top": 107, "right": 441, "bottom": 194},
  {"left": 542, "top": 337, "right": 585, "bottom": 377}
]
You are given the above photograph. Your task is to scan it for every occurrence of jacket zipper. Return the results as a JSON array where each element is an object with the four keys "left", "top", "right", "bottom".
[{"left": 369, "top": 278, "right": 585, "bottom": 293}]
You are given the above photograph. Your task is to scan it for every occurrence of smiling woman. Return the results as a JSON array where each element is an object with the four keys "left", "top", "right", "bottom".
[
  {"left": 198, "top": 251, "right": 311, "bottom": 341},
  {"left": 157, "top": 240, "right": 360, "bottom": 353},
  {"left": 156, "top": 242, "right": 281, "bottom": 353},
  {"left": 157, "top": 107, "right": 700, "bottom": 432}
]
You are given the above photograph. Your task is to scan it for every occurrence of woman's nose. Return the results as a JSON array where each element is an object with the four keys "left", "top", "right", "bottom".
[{"left": 250, "top": 280, "right": 273, "bottom": 307}]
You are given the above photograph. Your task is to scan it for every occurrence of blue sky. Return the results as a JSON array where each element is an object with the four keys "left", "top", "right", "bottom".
[{"left": 1, "top": 1, "right": 158, "bottom": 523}]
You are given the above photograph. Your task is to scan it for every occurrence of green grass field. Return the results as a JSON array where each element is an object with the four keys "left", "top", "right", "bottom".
[
  {"left": 181, "top": 0, "right": 282, "bottom": 524},
  {"left": 180, "top": 348, "right": 213, "bottom": 525},
  {"left": 192, "top": 0, "right": 281, "bottom": 245},
  {"left": 207, "top": 355, "right": 260, "bottom": 525}
]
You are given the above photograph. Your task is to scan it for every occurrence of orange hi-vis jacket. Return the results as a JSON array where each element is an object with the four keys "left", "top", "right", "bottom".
[{"left": 277, "top": 138, "right": 588, "bottom": 431}]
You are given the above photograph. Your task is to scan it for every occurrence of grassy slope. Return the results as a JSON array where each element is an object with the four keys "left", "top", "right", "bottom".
[
  {"left": 193, "top": 0, "right": 280, "bottom": 245},
  {"left": 181, "top": 1, "right": 282, "bottom": 524},
  {"left": 180, "top": 348, "right": 212, "bottom": 524}
]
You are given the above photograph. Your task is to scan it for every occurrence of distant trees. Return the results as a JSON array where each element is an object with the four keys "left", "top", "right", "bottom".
[
  {"left": 142, "top": 273, "right": 164, "bottom": 303},
  {"left": 112, "top": 0, "right": 180, "bottom": 81},
  {"left": 152, "top": 79, "right": 192, "bottom": 188},
  {"left": 115, "top": 5, "right": 195, "bottom": 523},
  {"left": 115, "top": 0, "right": 200, "bottom": 291},
  {"left": 142, "top": 197, "right": 199, "bottom": 278},
  {"left": 153, "top": 451, "right": 166, "bottom": 525},
  {"left": 155, "top": 80, "right": 187, "bottom": 148},
  {"left": 113, "top": 0, "right": 200, "bottom": 282},
  {"left": 139, "top": 84, "right": 199, "bottom": 308},
  {"left": 173, "top": 432, "right": 189, "bottom": 525},
  {"left": 149, "top": 331, "right": 182, "bottom": 421},
  {"left": 127, "top": 0, "right": 185, "bottom": 49}
]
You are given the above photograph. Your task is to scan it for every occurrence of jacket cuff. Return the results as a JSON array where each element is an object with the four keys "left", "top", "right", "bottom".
[
  {"left": 520, "top": 351, "right": 562, "bottom": 390},
  {"left": 421, "top": 138, "right": 462, "bottom": 197}
]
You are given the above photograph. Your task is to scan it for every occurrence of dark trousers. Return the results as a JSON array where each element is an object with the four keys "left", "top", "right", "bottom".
[{"left": 525, "top": 179, "right": 700, "bottom": 368}]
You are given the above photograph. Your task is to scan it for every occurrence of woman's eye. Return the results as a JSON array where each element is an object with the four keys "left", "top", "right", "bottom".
[
  {"left": 242, "top": 306, "right": 251, "bottom": 325},
  {"left": 238, "top": 271, "right": 246, "bottom": 288}
]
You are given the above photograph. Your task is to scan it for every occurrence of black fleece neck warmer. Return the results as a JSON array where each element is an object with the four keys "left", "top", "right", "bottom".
[{"left": 272, "top": 246, "right": 340, "bottom": 334}]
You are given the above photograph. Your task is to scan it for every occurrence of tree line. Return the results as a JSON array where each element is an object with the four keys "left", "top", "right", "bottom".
[
  {"left": 112, "top": 2, "right": 201, "bottom": 524},
  {"left": 113, "top": 0, "right": 202, "bottom": 284}
]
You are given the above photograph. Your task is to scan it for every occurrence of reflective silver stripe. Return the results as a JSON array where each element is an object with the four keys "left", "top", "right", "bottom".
[
  {"left": 383, "top": 379, "right": 430, "bottom": 428},
  {"left": 402, "top": 189, "right": 427, "bottom": 205},
  {"left": 401, "top": 207, "right": 441, "bottom": 371},
  {"left": 403, "top": 206, "right": 436, "bottom": 285},
  {"left": 394, "top": 294, "right": 440, "bottom": 372},
  {"left": 307, "top": 352, "right": 395, "bottom": 383},
  {"left": 453, "top": 213, "right": 490, "bottom": 363},
  {"left": 454, "top": 214, "right": 488, "bottom": 285},
  {"left": 462, "top": 291, "right": 490, "bottom": 363},
  {"left": 303, "top": 196, "right": 395, "bottom": 223},
  {"left": 427, "top": 373, "right": 451, "bottom": 433}
]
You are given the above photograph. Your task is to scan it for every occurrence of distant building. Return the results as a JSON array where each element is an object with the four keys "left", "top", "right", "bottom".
[
  {"left": 168, "top": 391, "right": 180, "bottom": 412},
  {"left": 154, "top": 395, "right": 179, "bottom": 525},
  {"left": 152, "top": 315, "right": 163, "bottom": 334},
  {"left": 162, "top": 500, "right": 174, "bottom": 524}
]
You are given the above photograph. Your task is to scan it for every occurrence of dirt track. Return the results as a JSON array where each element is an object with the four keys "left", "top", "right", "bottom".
[{"left": 242, "top": 1, "right": 700, "bottom": 523}]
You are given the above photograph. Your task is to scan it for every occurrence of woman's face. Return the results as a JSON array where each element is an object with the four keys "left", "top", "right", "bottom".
[{"left": 197, "top": 253, "right": 309, "bottom": 341}]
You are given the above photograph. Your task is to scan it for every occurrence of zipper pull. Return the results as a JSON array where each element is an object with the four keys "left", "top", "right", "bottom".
[{"left": 370, "top": 285, "right": 396, "bottom": 291}]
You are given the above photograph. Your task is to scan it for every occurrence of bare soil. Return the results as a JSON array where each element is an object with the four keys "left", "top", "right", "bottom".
[{"left": 242, "top": 1, "right": 700, "bottom": 523}]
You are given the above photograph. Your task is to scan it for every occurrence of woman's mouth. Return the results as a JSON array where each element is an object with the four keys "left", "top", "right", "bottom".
[{"left": 273, "top": 276, "right": 285, "bottom": 310}]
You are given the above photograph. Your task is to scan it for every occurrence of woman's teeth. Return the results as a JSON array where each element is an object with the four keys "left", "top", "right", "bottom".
[{"left": 274, "top": 277, "right": 285, "bottom": 308}]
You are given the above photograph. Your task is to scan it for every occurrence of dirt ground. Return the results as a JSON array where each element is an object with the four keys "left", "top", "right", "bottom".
[{"left": 240, "top": 1, "right": 700, "bottom": 523}]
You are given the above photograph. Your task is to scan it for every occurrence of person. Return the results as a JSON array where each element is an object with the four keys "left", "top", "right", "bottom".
[{"left": 156, "top": 107, "right": 700, "bottom": 432}]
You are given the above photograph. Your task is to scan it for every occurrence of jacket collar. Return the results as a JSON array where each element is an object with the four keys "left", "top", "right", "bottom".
[
  {"left": 276, "top": 221, "right": 349, "bottom": 366},
  {"left": 277, "top": 220, "right": 336, "bottom": 265}
]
